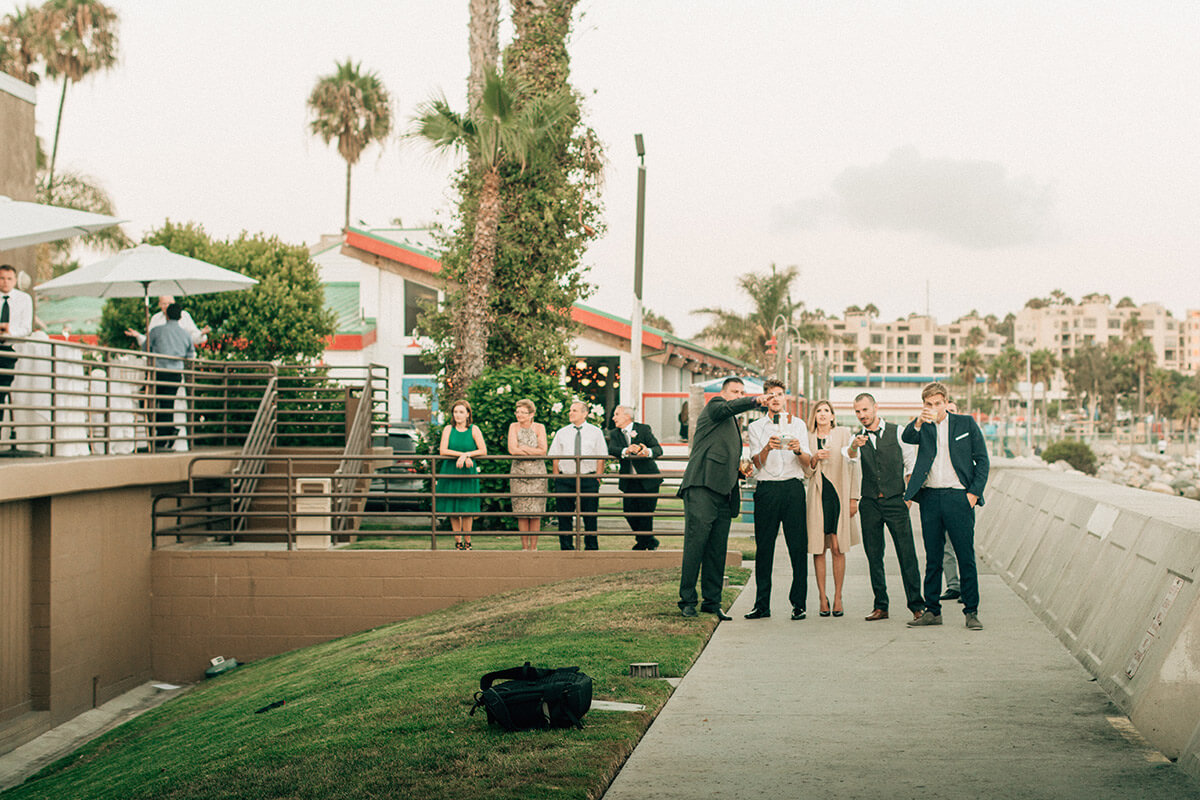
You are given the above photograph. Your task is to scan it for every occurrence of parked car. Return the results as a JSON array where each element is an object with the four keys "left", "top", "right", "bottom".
[{"left": 366, "top": 423, "right": 428, "bottom": 512}]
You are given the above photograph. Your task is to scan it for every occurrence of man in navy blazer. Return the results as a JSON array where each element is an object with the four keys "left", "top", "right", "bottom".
[{"left": 902, "top": 381, "right": 989, "bottom": 630}]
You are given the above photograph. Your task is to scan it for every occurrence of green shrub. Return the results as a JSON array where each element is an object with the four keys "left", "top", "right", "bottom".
[{"left": 1041, "top": 439, "right": 1098, "bottom": 475}]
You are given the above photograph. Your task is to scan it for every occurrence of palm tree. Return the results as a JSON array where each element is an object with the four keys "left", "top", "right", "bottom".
[
  {"left": 1174, "top": 388, "right": 1200, "bottom": 451},
  {"left": 1147, "top": 368, "right": 1177, "bottom": 440},
  {"left": 693, "top": 264, "right": 805, "bottom": 370},
  {"left": 308, "top": 59, "right": 393, "bottom": 231},
  {"left": 467, "top": 0, "right": 499, "bottom": 117},
  {"left": 35, "top": 166, "right": 131, "bottom": 278},
  {"left": 414, "top": 68, "right": 575, "bottom": 392},
  {"left": 957, "top": 348, "right": 985, "bottom": 411},
  {"left": 1126, "top": 338, "right": 1155, "bottom": 422},
  {"left": 37, "top": 0, "right": 120, "bottom": 200},
  {"left": 988, "top": 346, "right": 1024, "bottom": 419},
  {"left": 1029, "top": 348, "right": 1058, "bottom": 441},
  {"left": 860, "top": 347, "right": 879, "bottom": 387},
  {"left": 966, "top": 326, "right": 986, "bottom": 348},
  {"left": 0, "top": 6, "right": 45, "bottom": 85}
]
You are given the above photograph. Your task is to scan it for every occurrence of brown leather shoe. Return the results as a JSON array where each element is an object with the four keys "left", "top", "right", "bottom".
[
  {"left": 864, "top": 609, "right": 888, "bottom": 621},
  {"left": 913, "top": 610, "right": 923, "bottom": 620}
]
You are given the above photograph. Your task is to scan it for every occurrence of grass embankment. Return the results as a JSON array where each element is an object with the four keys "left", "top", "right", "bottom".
[{"left": 5, "top": 567, "right": 749, "bottom": 800}]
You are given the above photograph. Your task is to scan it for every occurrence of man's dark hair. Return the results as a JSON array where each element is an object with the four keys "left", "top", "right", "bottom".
[
  {"left": 763, "top": 378, "right": 785, "bottom": 393},
  {"left": 166, "top": 303, "right": 183, "bottom": 321},
  {"left": 0, "top": 264, "right": 15, "bottom": 276},
  {"left": 854, "top": 392, "right": 876, "bottom": 404},
  {"left": 721, "top": 376, "right": 744, "bottom": 390}
]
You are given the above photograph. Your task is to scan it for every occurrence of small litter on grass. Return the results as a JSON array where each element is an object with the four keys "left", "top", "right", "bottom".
[
  {"left": 591, "top": 700, "right": 645, "bottom": 712},
  {"left": 255, "top": 700, "right": 286, "bottom": 714}
]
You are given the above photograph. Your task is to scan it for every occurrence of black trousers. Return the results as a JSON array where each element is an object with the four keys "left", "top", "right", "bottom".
[
  {"left": 556, "top": 476, "right": 599, "bottom": 550},
  {"left": 0, "top": 344, "right": 14, "bottom": 438},
  {"left": 154, "top": 369, "right": 182, "bottom": 448},
  {"left": 622, "top": 479, "right": 660, "bottom": 547},
  {"left": 679, "top": 486, "right": 735, "bottom": 612},
  {"left": 752, "top": 479, "right": 808, "bottom": 612},
  {"left": 859, "top": 494, "right": 924, "bottom": 613}
]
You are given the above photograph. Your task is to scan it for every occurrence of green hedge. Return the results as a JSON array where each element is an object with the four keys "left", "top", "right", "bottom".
[{"left": 1041, "top": 439, "right": 1098, "bottom": 475}]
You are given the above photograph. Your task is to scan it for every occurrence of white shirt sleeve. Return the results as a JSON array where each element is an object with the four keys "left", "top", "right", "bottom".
[
  {"left": 901, "top": 439, "right": 918, "bottom": 476},
  {"left": 3, "top": 290, "right": 34, "bottom": 338},
  {"left": 747, "top": 419, "right": 767, "bottom": 456},
  {"left": 546, "top": 428, "right": 569, "bottom": 459}
]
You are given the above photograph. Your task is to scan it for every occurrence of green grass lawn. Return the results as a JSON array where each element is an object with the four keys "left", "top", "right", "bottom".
[{"left": 5, "top": 567, "right": 749, "bottom": 800}]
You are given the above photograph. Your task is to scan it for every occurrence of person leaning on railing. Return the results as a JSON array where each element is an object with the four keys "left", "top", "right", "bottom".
[
  {"left": 438, "top": 399, "right": 487, "bottom": 550},
  {"left": 145, "top": 303, "right": 195, "bottom": 452}
]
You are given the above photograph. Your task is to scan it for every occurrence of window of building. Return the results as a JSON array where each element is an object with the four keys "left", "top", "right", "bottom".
[
  {"left": 1143, "top": 320, "right": 1154, "bottom": 330},
  {"left": 907, "top": 365, "right": 921, "bottom": 374},
  {"left": 1107, "top": 318, "right": 1121, "bottom": 329},
  {"left": 933, "top": 352, "right": 945, "bottom": 363},
  {"left": 403, "top": 355, "right": 435, "bottom": 374},
  {"left": 907, "top": 334, "right": 921, "bottom": 344},
  {"left": 907, "top": 352, "right": 920, "bottom": 363},
  {"left": 870, "top": 334, "right": 883, "bottom": 345},
  {"left": 1083, "top": 318, "right": 1096, "bottom": 328},
  {"left": 404, "top": 280, "right": 438, "bottom": 336}
]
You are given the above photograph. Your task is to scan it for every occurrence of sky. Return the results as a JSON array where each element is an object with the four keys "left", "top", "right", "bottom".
[{"left": 8, "top": 0, "right": 1200, "bottom": 338}]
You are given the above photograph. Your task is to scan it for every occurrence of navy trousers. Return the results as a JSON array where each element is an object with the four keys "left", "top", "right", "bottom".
[{"left": 917, "top": 488, "right": 979, "bottom": 615}]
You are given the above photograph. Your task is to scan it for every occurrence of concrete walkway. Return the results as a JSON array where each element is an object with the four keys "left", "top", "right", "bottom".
[{"left": 604, "top": 524, "right": 1200, "bottom": 799}]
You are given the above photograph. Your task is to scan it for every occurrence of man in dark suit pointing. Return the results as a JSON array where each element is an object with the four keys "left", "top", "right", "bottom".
[
  {"left": 903, "top": 381, "right": 989, "bottom": 630},
  {"left": 677, "top": 377, "right": 767, "bottom": 619},
  {"left": 607, "top": 405, "right": 664, "bottom": 550}
]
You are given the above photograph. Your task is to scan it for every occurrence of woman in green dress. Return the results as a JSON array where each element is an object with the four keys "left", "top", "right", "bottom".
[{"left": 438, "top": 399, "right": 487, "bottom": 549}]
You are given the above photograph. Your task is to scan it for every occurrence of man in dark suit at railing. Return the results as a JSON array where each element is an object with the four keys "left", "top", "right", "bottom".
[{"left": 606, "top": 405, "right": 664, "bottom": 551}]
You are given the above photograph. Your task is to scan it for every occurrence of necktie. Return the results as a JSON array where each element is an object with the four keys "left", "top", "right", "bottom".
[
  {"left": 624, "top": 428, "right": 632, "bottom": 446},
  {"left": 1, "top": 296, "right": 9, "bottom": 325},
  {"left": 574, "top": 426, "right": 582, "bottom": 459}
]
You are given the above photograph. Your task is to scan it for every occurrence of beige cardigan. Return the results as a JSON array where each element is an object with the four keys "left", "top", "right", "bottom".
[{"left": 803, "top": 425, "right": 862, "bottom": 554}]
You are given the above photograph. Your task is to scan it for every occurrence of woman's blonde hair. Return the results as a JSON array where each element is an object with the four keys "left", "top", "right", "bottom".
[
  {"left": 515, "top": 398, "right": 536, "bottom": 415},
  {"left": 807, "top": 399, "right": 836, "bottom": 432}
]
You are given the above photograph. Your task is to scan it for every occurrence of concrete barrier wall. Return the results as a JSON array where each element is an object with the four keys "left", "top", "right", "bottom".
[
  {"left": 150, "top": 548, "right": 736, "bottom": 683},
  {"left": 975, "top": 467, "right": 1200, "bottom": 779}
]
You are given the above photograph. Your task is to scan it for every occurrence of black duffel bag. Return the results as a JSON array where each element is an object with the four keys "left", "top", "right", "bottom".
[{"left": 470, "top": 661, "right": 592, "bottom": 731}]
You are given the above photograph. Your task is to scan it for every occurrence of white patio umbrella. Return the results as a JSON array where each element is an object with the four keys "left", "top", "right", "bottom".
[
  {"left": 0, "top": 195, "right": 126, "bottom": 251},
  {"left": 34, "top": 244, "right": 258, "bottom": 328}
]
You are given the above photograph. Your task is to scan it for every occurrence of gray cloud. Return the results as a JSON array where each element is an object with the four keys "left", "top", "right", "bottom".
[{"left": 774, "top": 146, "right": 1056, "bottom": 249}]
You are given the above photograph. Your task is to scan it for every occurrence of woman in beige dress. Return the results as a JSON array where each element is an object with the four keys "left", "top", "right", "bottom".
[
  {"left": 804, "top": 400, "right": 862, "bottom": 617},
  {"left": 507, "top": 398, "right": 548, "bottom": 551}
]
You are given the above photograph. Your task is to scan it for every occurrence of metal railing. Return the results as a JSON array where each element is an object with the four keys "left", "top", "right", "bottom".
[
  {"left": 331, "top": 374, "right": 375, "bottom": 532},
  {"left": 150, "top": 454, "right": 696, "bottom": 550},
  {"left": 229, "top": 375, "right": 278, "bottom": 533},
  {"left": 0, "top": 334, "right": 388, "bottom": 457}
]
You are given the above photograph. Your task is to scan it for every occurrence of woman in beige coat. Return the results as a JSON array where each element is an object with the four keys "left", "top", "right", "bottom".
[{"left": 804, "top": 400, "right": 862, "bottom": 617}]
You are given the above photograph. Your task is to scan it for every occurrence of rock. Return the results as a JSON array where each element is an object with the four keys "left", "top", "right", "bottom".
[
  {"left": 1182, "top": 486, "right": 1200, "bottom": 500},
  {"left": 1144, "top": 481, "right": 1177, "bottom": 495}
]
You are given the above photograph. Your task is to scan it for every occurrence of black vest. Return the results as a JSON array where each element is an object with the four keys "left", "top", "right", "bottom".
[{"left": 860, "top": 424, "right": 906, "bottom": 499}]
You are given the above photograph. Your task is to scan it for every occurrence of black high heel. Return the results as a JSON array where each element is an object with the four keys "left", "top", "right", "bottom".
[{"left": 819, "top": 595, "right": 831, "bottom": 617}]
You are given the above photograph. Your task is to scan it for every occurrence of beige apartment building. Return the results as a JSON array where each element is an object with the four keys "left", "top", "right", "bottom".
[
  {"left": 1014, "top": 297, "right": 1196, "bottom": 373},
  {"left": 794, "top": 310, "right": 1005, "bottom": 379}
]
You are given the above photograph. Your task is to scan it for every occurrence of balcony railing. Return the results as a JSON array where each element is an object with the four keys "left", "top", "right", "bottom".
[
  {"left": 0, "top": 334, "right": 388, "bottom": 457},
  {"left": 150, "top": 454, "right": 694, "bottom": 550}
]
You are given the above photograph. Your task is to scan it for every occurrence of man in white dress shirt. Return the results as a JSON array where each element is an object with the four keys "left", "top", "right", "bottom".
[
  {"left": 744, "top": 379, "right": 813, "bottom": 620},
  {"left": 126, "top": 295, "right": 209, "bottom": 348},
  {"left": 547, "top": 400, "right": 608, "bottom": 550},
  {"left": 0, "top": 264, "right": 34, "bottom": 434}
]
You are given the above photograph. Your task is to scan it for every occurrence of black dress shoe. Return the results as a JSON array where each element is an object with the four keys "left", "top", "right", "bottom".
[
  {"left": 744, "top": 608, "right": 771, "bottom": 619},
  {"left": 646, "top": 537, "right": 660, "bottom": 550},
  {"left": 791, "top": 608, "right": 806, "bottom": 620},
  {"left": 709, "top": 609, "right": 732, "bottom": 620},
  {"left": 680, "top": 606, "right": 698, "bottom": 617},
  {"left": 940, "top": 588, "right": 961, "bottom": 600},
  {"left": 631, "top": 542, "right": 646, "bottom": 550}
]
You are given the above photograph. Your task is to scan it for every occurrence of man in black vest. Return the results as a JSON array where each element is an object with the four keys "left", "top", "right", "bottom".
[{"left": 849, "top": 392, "right": 924, "bottom": 621}]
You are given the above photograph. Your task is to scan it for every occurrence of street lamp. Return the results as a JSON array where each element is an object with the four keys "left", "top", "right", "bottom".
[{"left": 629, "top": 134, "right": 646, "bottom": 419}]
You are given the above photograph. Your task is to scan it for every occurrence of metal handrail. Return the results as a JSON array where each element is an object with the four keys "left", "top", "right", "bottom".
[
  {"left": 153, "top": 453, "right": 695, "bottom": 549},
  {"left": 330, "top": 374, "right": 375, "bottom": 532},
  {"left": 0, "top": 335, "right": 388, "bottom": 457},
  {"left": 229, "top": 374, "right": 279, "bottom": 532}
]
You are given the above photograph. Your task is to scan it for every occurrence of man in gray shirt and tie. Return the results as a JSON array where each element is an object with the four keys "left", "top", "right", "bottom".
[{"left": 146, "top": 303, "right": 195, "bottom": 452}]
